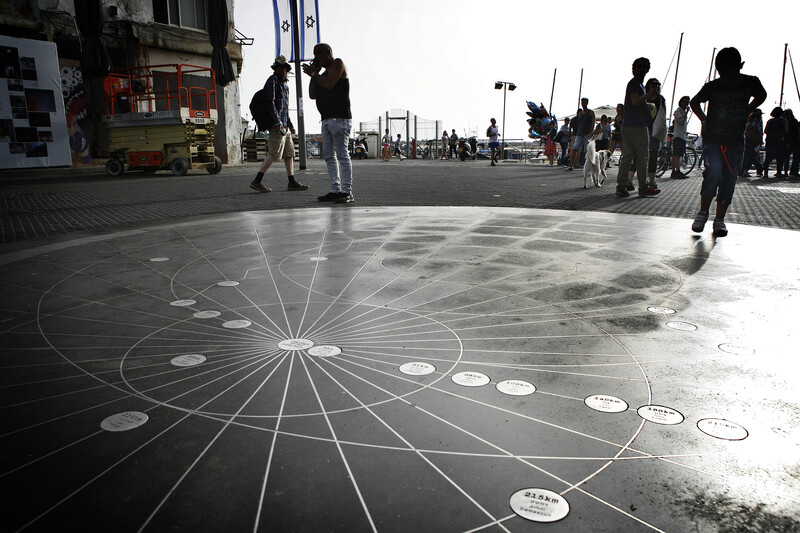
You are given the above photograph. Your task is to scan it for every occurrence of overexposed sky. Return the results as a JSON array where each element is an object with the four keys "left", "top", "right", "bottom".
[{"left": 234, "top": 0, "right": 800, "bottom": 140}]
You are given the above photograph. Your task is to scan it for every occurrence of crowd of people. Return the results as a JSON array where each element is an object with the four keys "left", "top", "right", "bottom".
[{"left": 247, "top": 44, "right": 786, "bottom": 237}]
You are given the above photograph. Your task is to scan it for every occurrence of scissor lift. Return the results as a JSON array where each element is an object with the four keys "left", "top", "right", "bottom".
[{"left": 103, "top": 64, "right": 222, "bottom": 176}]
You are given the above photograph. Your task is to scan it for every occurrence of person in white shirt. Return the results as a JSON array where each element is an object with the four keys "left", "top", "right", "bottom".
[
  {"left": 671, "top": 96, "right": 690, "bottom": 178},
  {"left": 487, "top": 118, "right": 500, "bottom": 165}
]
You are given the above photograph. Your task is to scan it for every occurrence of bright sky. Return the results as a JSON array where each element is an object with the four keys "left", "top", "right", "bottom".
[{"left": 234, "top": 0, "right": 800, "bottom": 140}]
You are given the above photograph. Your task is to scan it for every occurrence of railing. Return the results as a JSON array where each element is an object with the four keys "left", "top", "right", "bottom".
[{"left": 104, "top": 64, "right": 217, "bottom": 118}]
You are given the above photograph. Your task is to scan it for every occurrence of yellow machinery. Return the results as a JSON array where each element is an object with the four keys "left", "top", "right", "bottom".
[{"left": 103, "top": 64, "right": 222, "bottom": 176}]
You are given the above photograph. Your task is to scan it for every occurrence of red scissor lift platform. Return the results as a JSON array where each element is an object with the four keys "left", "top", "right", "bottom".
[{"left": 103, "top": 64, "right": 222, "bottom": 176}]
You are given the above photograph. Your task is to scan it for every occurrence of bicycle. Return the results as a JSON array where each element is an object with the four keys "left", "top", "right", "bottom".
[{"left": 655, "top": 137, "right": 698, "bottom": 177}]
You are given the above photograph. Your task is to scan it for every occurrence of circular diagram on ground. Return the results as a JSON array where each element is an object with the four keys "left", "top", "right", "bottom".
[{"left": 1, "top": 207, "right": 798, "bottom": 532}]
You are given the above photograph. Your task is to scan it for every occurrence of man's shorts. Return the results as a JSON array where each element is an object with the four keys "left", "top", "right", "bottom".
[
  {"left": 488, "top": 141, "right": 500, "bottom": 148},
  {"left": 268, "top": 127, "right": 295, "bottom": 160},
  {"left": 672, "top": 136, "right": 686, "bottom": 157},
  {"left": 572, "top": 135, "right": 588, "bottom": 151}
]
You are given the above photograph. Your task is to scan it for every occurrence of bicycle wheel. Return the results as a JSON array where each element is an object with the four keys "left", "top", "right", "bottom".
[
  {"left": 655, "top": 146, "right": 670, "bottom": 177},
  {"left": 681, "top": 147, "right": 698, "bottom": 174}
]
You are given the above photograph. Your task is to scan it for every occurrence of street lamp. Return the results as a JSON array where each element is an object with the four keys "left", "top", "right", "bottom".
[{"left": 494, "top": 81, "right": 516, "bottom": 161}]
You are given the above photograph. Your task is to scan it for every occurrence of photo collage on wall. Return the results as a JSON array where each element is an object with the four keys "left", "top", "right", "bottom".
[{"left": 1, "top": 45, "right": 55, "bottom": 160}]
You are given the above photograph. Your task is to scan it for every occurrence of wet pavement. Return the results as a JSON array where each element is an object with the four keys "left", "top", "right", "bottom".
[{"left": 1, "top": 162, "right": 799, "bottom": 532}]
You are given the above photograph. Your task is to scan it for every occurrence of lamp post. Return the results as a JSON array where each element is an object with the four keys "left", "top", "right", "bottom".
[{"left": 494, "top": 80, "right": 516, "bottom": 161}]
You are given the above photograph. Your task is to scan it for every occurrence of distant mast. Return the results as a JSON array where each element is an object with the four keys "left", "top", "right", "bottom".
[
  {"left": 780, "top": 43, "right": 788, "bottom": 108},
  {"left": 669, "top": 33, "right": 684, "bottom": 121}
]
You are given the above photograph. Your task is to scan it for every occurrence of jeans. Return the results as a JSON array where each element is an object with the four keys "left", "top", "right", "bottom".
[
  {"left": 617, "top": 126, "right": 649, "bottom": 189},
  {"left": 321, "top": 118, "right": 353, "bottom": 193},
  {"left": 701, "top": 144, "right": 743, "bottom": 205}
]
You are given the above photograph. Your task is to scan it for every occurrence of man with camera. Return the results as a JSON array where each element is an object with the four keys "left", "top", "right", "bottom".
[
  {"left": 303, "top": 43, "right": 354, "bottom": 204},
  {"left": 250, "top": 56, "right": 308, "bottom": 193}
]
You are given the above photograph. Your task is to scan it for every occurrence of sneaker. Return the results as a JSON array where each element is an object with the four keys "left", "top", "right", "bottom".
[
  {"left": 713, "top": 218, "right": 728, "bottom": 237},
  {"left": 567, "top": 166, "right": 574, "bottom": 171},
  {"left": 671, "top": 170, "right": 689, "bottom": 179},
  {"left": 626, "top": 182, "right": 635, "bottom": 191},
  {"left": 335, "top": 193, "right": 354, "bottom": 204},
  {"left": 638, "top": 185, "right": 661, "bottom": 196},
  {"left": 318, "top": 191, "right": 342, "bottom": 202},
  {"left": 491, "top": 161, "right": 496, "bottom": 166},
  {"left": 288, "top": 181, "right": 309, "bottom": 191},
  {"left": 250, "top": 181, "right": 271, "bottom": 193},
  {"left": 692, "top": 210, "right": 709, "bottom": 233},
  {"left": 615, "top": 186, "right": 630, "bottom": 197}
]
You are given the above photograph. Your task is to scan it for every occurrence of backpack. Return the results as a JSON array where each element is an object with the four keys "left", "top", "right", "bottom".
[{"left": 249, "top": 88, "right": 272, "bottom": 133}]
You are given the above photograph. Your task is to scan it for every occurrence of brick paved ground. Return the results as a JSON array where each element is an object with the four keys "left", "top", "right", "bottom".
[{"left": 1, "top": 158, "right": 798, "bottom": 245}]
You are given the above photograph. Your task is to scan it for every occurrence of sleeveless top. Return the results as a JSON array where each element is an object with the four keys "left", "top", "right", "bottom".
[{"left": 316, "top": 77, "right": 351, "bottom": 120}]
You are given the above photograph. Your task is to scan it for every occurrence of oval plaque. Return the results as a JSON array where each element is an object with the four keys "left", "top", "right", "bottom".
[
  {"left": 637, "top": 405, "right": 684, "bottom": 425},
  {"left": 170, "top": 299, "right": 196, "bottom": 307},
  {"left": 149, "top": 257, "right": 169, "bottom": 262},
  {"left": 584, "top": 394, "right": 629, "bottom": 413},
  {"left": 648, "top": 306, "right": 676, "bottom": 314},
  {"left": 308, "top": 345, "right": 342, "bottom": 357},
  {"left": 509, "top": 488, "right": 570, "bottom": 523},
  {"left": 216, "top": 280, "right": 239, "bottom": 287},
  {"left": 101, "top": 411, "right": 149, "bottom": 432},
  {"left": 718, "top": 343, "right": 755, "bottom": 356},
  {"left": 222, "top": 320, "right": 251, "bottom": 329},
  {"left": 399, "top": 362, "right": 436, "bottom": 376},
  {"left": 666, "top": 321, "right": 698, "bottom": 331},
  {"left": 193, "top": 310, "right": 221, "bottom": 319},
  {"left": 171, "top": 354, "right": 206, "bottom": 367},
  {"left": 451, "top": 371, "right": 490, "bottom": 387},
  {"left": 310, "top": 257, "right": 328, "bottom": 262},
  {"left": 697, "top": 418, "right": 748, "bottom": 441},
  {"left": 496, "top": 380, "right": 536, "bottom": 396},
  {"left": 278, "top": 338, "right": 315, "bottom": 351}
]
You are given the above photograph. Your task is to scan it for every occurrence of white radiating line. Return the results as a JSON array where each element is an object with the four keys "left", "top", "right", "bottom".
[
  {"left": 174, "top": 231, "right": 291, "bottom": 339},
  {"left": 317, "top": 355, "right": 661, "bottom": 531},
  {"left": 295, "top": 354, "right": 377, "bottom": 532},
  {"left": 301, "top": 212, "right": 494, "bottom": 340},
  {"left": 252, "top": 353, "right": 295, "bottom": 532},
  {"left": 298, "top": 215, "right": 409, "bottom": 339},
  {"left": 307, "top": 356, "right": 511, "bottom": 533},
  {"left": 15, "top": 353, "right": 287, "bottom": 531},
  {"left": 294, "top": 215, "right": 331, "bottom": 336},
  {"left": 136, "top": 354, "right": 290, "bottom": 531},
  {"left": 2, "top": 351, "right": 285, "bottom": 477},
  {"left": 0, "top": 344, "right": 272, "bottom": 389},
  {"left": 251, "top": 220, "right": 294, "bottom": 338}
]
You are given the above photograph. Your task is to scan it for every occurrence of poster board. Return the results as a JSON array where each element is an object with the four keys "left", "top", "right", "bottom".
[{"left": 0, "top": 36, "right": 71, "bottom": 169}]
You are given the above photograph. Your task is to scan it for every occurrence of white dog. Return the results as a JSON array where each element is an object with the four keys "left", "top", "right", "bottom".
[{"left": 583, "top": 139, "right": 608, "bottom": 188}]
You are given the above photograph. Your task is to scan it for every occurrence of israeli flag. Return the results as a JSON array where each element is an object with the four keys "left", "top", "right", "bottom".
[{"left": 273, "top": 0, "right": 320, "bottom": 62}]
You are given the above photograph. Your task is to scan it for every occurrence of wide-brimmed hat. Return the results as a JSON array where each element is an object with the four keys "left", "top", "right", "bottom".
[
  {"left": 271, "top": 56, "right": 291, "bottom": 70},
  {"left": 752, "top": 109, "right": 763, "bottom": 115}
]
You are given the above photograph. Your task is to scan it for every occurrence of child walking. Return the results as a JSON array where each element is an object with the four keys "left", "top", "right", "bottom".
[{"left": 689, "top": 47, "right": 766, "bottom": 237}]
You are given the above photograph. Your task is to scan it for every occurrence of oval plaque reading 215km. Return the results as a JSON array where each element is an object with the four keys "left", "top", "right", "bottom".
[{"left": 509, "top": 488, "right": 570, "bottom": 523}]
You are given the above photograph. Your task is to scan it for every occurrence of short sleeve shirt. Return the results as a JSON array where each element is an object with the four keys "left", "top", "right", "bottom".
[
  {"left": 622, "top": 77, "right": 648, "bottom": 128},
  {"left": 693, "top": 75, "right": 767, "bottom": 147}
]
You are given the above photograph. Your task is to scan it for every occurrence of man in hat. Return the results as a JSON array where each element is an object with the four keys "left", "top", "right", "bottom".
[
  {"left": 250, "top": 55, "right": 308, "bottom": 193},
  {"left": 303, "top": 43, "right": 354, "bottom": 203}
]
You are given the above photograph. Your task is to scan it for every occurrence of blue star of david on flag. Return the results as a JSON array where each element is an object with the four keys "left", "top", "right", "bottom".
[{"left": 273, "top": 0, "right": 321, "bottom": 62}]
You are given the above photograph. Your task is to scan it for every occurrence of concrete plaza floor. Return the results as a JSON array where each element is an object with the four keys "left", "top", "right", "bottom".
[{"left": 1, "top": 200, "right": 799, "bottom": 531}]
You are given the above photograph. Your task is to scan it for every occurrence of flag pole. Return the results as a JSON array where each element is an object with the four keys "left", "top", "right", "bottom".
[{"left": 291, "top": 0, "right": 307, "bottom": 170}]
